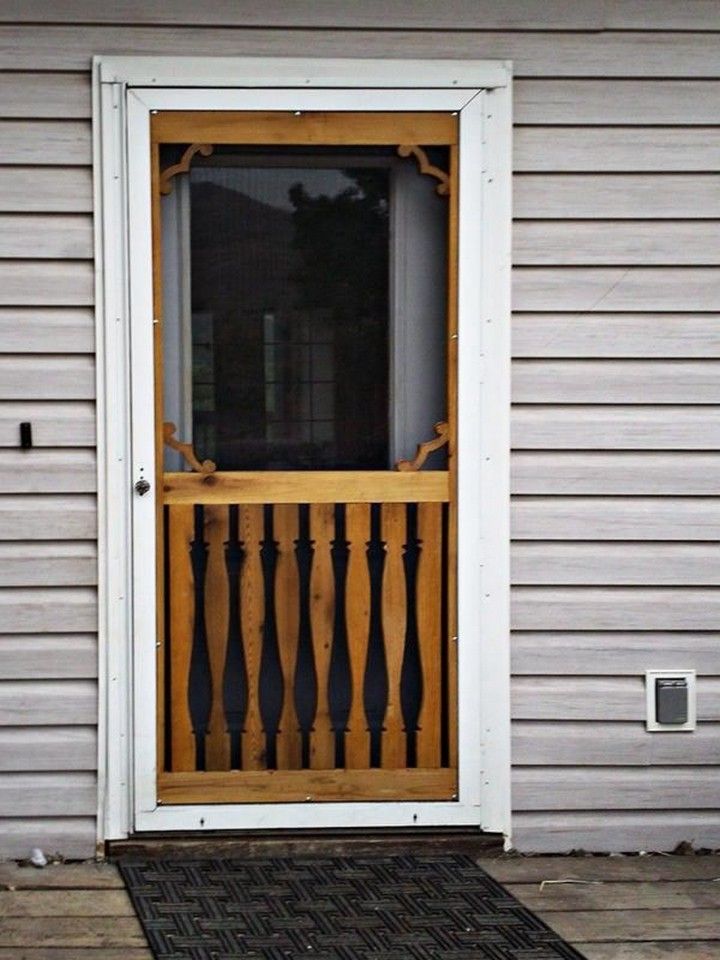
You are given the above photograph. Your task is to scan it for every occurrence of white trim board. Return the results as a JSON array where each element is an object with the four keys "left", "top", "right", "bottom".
[{"left": 94, "top": 57, "right": 512, "bottom": 844}]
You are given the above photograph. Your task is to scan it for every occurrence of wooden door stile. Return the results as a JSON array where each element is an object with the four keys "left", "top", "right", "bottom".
[
  {"left": 446, "top": 141, "right": 459, "bottom": 769},
  {"left": 151, "top": 139, "right": 167, "bottom": 777}
]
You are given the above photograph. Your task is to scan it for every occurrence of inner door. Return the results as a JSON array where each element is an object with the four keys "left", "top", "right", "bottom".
[{"left": 152, "top": 111, "right": 458, "bottom": 805}]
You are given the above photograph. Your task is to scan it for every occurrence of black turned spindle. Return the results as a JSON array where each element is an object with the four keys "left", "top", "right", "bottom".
[
  {"left": 294, "top": 504, "right": 317, "bottom": 769},
  {"left": 259, "top": 505, "right": 283, "bottom": 769},
  {"left": 364, "top": 503, "right": 388, "bottom": 768},
  {"left": 188, "top": 504, "right": 212, "bottom": 771},
  {"left": 328, "top": 504, "right": 351, "bottom": 768},
  {"left": 223, "top": 505, "right": 248, "bottom": 770},
  {"left": 400, "top": 503, "right": 423, "bottom": 768}
]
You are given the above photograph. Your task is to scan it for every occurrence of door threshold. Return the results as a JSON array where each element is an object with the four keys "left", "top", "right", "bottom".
[{"left": 108, "top": 828, "right": 502, "bottom": 860}]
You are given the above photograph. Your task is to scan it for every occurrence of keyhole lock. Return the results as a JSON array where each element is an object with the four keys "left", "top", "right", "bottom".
[{"left": 134, "top": 478, "right": 151, "bottom": 496}]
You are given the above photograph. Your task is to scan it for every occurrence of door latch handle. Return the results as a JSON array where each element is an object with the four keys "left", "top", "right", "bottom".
[{"left": 134, "top": 478, "right": 151, "bottom": 496}]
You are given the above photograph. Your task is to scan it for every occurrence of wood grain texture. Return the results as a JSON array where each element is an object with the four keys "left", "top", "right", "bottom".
[
  {"left": 202, "top": 505, "right": 230, "bottom": 771},
  {"left": 0, "top": 540, "right": 97, "bottom": 587},
  {"left": 0, "top": 680, "right": 96, "bottom": 725},
  {"left": 167, "top": 505, "right": 195, "bottom": 772},
  {"left": 513, "top": 270, "right": 720, "bottom": 313},
  {"left": 0, "top": 726, "right": 96, "bottom": 770},
  {"left": 0, "top": 121, "right": 91, "bottom": 165},
  {"left": 0, "top": 169, "right": 93, "bottom": 213},
  {"left": 512, "top": 497, "right": 720, "bottom": 540},
  {"left": 512, "top": 586, "right": 720, "bottom": 631},
  {"left": 513, "top": 767, "right": 720, "bottom": 811},
  {"left": 481, "top": 854, "right": 720, "bottom": 883},
  {"left": 0, "top": 861, "right": 124, "bottom": 888},
  {"left": 344, "top": 503, "right": 371, "bottom": 769},
  {"left": 152, "top": 111, "right": 456, "bottom": 146},
  {"left": 0, "top": 450, "right": 96, "bottom": 495},
  {"left": 0, "top": 403, "right": 95, "bottom": 449},
  {"left": 512, "top": 542, "right": 720, "bottom": 586},
  {"left": 0, "top": 635, "right": 96, "bottom": 678},
  {"left": 0, "top": 214, "right": 92, "bottom": 259},
  {"left": 0, "top": 261, "right": 93, "bottom": 306},
  {"left": 576, "top": 944, "right": 720, "bottom": 960},
  {"left": 0, "top": 496, "right": 95, "bottom": 540},
  {"left": 515, "top": 128, "right": 720, "bottom": 172},
  {"left": 513, "top": 408, "right": 720, "bottom": 450},
  {"left": 513, "top": 221, "right": 720, "bottom": 266},
  {"left": 509, "top": 879, "right": 720, "bottom": 911},
  {"left": 238, "top": 504, "right": 265, "bottom": 770},
  {"left": 0, "top": 72, "right": 89, "bottom": 117},
  {"left": 416, "top": 503, "right": 442, "bottom": 768},
  {"left": 158, "top": 767, "right": 455, "bottom": 803},
  {"left": 0, "top": 916, "right": 147, "bottom": 949},
  {"left": 511, "top": 452, "right": 720, "bottom": 496},
  {"left": 380, "top": 502, "right": 406, "bottom": 770},
  {"left": 0, "top": 307, "right": 94, "bottom": 351},
  {"left": 510, "top": 811, "right": 720, "bottom": 853},
  {"left": 0, "top": 889, "right": 134, "bottom": 916},
  {"left": 512, "top": 314, "right": 720, "bottom": 358},
  {"left": 0, "top": 817, "right": 96, "bottom": 859},
  {"left": 511, "top": 676, "right": 720, "bottom": 721},
  {"left": 544, "top": 908, "right": 720, "bottom": 942},
  {"left": 515, "top": 80, "right": 720, "bottom": 126},
  {"left": 511, "top": 632, "right": 720, "bottom": 676},
  {"left": 163, "top": 471, "right": 449, "bottom": 504},
  {"left": 273, "top": 504, "right": 302, "bottom": 770},
  {"left": 513, "top": 360, "right": 720, "bottom": 403},
  {"left": 514, "top": 176, "right": 720, "bottom": 220},
  {"left": 308, "top": 503, "right": 335, "bottom": 769},
  {"left": 0, "top": 355, "right": 94, "bottom": 399},
  {"left": 1, "top": 27, "right": 719, "bottom": 76},
  {"left": 5, "top": 1, "right": 715, "bottom": 29},
  {"left": 513, "top": 721, "right": 720, "bottom": 766},
  {"left": 0, "top": 771, "right": 96, "bottom": 816},
  {"left": 0, "top": 587, "right": 96, "bottom": 633}
]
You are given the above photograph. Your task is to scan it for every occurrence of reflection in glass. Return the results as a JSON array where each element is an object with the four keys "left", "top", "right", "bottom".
[
  {"left": 189, "top": 161, "right": 390, "bottom": 470},
  {"left": 161, "top": 146, "right": 448, "bottom": 472}
]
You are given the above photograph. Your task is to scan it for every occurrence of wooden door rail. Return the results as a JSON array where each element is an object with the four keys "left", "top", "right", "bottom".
[{"left": 163, "top": 470, "right": 450, "bottom": 504}]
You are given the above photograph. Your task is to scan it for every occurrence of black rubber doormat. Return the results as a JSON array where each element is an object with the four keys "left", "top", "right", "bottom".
[{"left": 119, "top": 855, "right": 586, "bottom": 960}]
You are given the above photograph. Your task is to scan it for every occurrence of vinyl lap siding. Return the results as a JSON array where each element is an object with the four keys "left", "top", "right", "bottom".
[{"left": 0, "top": 0, "right": 718, "bottom": 857}]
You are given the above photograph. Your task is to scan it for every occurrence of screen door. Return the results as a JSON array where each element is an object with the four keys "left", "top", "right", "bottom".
[{"left": 151, "top": 111, "right": 458, "bottom": 805}]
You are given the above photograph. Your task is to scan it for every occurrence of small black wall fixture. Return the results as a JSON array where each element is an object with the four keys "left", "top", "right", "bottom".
[{"left": 19, "top": 422, "right": 32, "bottom": 449}]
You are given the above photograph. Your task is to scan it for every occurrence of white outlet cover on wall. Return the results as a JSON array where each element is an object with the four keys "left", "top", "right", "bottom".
[{"left": 645, "top": 669, "right": 697, "bottom": 732}]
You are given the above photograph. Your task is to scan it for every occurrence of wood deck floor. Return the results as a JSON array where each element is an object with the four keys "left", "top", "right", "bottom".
[{"left": 0, "top": 854, "right": 718, "bottom": 958}]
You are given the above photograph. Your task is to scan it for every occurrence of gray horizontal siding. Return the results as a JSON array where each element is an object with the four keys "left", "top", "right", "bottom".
[
  {"left": 0, "top": 28, "right": 718, "bottom": 76},
  {"left": 2, "top": 1, "right": 717, "bottom": 30},
  {"left": 0, "top": 4, "right": 718, "bottom": 860}
]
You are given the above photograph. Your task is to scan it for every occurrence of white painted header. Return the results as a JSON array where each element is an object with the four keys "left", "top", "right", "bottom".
[{"left": 96, "top": 55, "right": 511, "bottom": 89}]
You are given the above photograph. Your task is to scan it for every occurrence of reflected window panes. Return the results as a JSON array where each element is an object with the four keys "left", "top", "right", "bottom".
[{"left": 161, "top": 145, "right": 448, "bottom": 471}]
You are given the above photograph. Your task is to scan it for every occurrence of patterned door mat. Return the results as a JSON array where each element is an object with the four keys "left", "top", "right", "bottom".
[{"left": 119, "top": 854, "right": 586, "bottom": 960}]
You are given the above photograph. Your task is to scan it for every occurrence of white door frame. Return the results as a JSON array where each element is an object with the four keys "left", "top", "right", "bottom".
[{"left": 93, "top": 56, "right": 512, "bottom": 842}]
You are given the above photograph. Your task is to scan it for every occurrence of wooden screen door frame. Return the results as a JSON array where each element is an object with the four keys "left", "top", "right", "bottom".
[{"left": 94, "top": 57, "right": 512, "bottom": 842}]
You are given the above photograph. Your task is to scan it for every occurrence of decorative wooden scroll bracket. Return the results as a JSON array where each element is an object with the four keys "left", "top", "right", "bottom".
[
  {"left": 397, "top": 145, "right": 450, "bottom": 196},
  {"left": 395, "top": 421, "right": 449, "bottom": 472},
  {"left": 163, "top": 422, "right": 217, "bottom": 474},
  {"left": 159, "top": 143, "right": 215, "bottom": 195}
]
